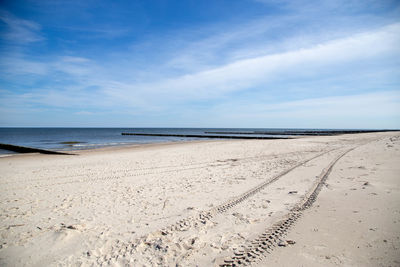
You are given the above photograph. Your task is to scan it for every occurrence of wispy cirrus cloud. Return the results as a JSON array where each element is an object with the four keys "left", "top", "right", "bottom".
[
  {"left": 110, "top": 23, "right": 400, "bottom": 101},
  {"left": 0, "top": 1, "right": 399, "bottom": 127},
  {"left": 196, "top": 90, "right": 400, "bottom": 129},
  {"left": 118, "top": 0, "right": 399, "bottom": 81},
  {"left": 0, "top": 54, "right": 48, "bottom": 76},
  {"left": 1, "top": 23, "right": 399, "bottom": 111},
  {"left": 0, "top": 10, "right": 44, "bottom": 43}
]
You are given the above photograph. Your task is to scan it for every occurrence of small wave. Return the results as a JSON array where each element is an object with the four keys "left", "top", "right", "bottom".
[
  {"left": 71, "top": 142, "right": 132, "bottom": 148},
  {"left": 60, "top": 141, "right": 86, "bottom": 145},
  {"left": 0, "top": 154, "right": 14, "bottom": 157}
]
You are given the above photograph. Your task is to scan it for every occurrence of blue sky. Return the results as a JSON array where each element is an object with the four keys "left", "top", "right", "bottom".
[{"left": 0, "top": 0, "right": 399, "bottom": 128}]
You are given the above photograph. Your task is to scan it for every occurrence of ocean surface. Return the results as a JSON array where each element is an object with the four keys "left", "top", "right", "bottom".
[
  {"left": 0, "top": 127, "right": 365, "bottom": 154},
  {"left": 0, "top": 128, "right": 274, "bottom": 153}
]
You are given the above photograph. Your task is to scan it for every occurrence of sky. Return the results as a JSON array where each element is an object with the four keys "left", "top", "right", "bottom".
[{"left": 0, "top": 0, "right": 399, "bottom": 128}]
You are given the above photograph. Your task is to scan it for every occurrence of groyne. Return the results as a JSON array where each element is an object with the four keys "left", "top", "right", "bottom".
[{"left": 0, "top": 143, "right": 72, "bottom": 155}]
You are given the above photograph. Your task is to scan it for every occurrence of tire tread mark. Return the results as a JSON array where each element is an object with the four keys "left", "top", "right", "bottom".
[
  {"left": 134, "top": 149, "right": 336, "bottom": 246},
  {"left": 219, "top": 147, "right": 355, "bottom": 266}
]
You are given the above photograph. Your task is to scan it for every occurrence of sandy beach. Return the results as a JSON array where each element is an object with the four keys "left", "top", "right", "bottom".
[{"left": 0, "top": 132, "right": 399, "bottom": 266}]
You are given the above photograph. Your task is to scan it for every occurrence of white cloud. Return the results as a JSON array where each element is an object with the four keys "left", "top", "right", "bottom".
[
  {"left": 0, "top": 7, "right": 398, "bottom": 128},
  {"left": 253, "top": 0, "right": 397, "bottom": 14},
  {"left": 53, "top": 56, "right": 94, "bottom": 76},
  {"left": 0, "top": 54, "right": 93, "bottom": 77},
  {"left": 201, "top": 90, "right": 400, "bottom": 128},
  {"left": 75, "top": 111, "right": 94, "bottom": 115},
  {"left": 3, "top": 23, "right": 398, "bottom": 113},
  {"left": 61, "top": 56, "right": 91, "bottom": 63},
  {"left": 115, "top": 23, "right": 400, "bottom": 101},
  {"left": 0, "top": 55, "right": 48, "bottom": 76},
  {"left": 262, "top": 91, "right": 400, "bottom": 116},
  {"left": 0, "top": 10, "right": 44, "bottom": 43}
]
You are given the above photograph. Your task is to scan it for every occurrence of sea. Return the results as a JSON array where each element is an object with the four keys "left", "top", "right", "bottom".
[
  {"left": 0, "top": 128, "right": 280, "bottom": 154},
  {"left": 0, "top": 127, "right": 370, "bottom": 154}
]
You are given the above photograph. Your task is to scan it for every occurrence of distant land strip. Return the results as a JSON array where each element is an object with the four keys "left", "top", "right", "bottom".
[
  {"left": 204, "top": 130, "right": 398, "bottom": 136},
  {"left": 0, "top": 143, "right": 72, "bottom": 155},
  {"left": 121, "top": 133, "right": 291, "bottom": 140}
]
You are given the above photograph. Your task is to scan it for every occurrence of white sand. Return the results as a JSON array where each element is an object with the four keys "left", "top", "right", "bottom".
[{"left": 0, "top": 132, "right": 399, "bottom": 266}]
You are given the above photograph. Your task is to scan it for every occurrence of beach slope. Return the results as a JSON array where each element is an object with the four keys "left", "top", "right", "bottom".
[{"left": 0, "top": 132, "right": 399, "bottom": 266}]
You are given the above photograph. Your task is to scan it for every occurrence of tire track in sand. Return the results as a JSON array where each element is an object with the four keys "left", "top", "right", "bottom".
[
  {"left": 0, "top": 150, "right": 309, "bottom": 191},
  {"left": 83, "top": 148, "right": 337, "bottom": 266},
  {"left": 218, "top": 147, "right": 355, "bottom": 266}
]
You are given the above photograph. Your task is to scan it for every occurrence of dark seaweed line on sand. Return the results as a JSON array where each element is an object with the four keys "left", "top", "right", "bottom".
[
  {"left": 0, "top": 143, "right": 72, "bottom": 155},
  {"left": 121, "top": 133, "right": 291, "bottom": 140}
]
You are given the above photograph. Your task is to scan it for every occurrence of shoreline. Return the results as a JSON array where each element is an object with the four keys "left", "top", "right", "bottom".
[
  {"left": 1, "top": 128, "right": 398, "bottom": 157},
  {"left": 0, "top": 132, "right": 399, "bottom": 266},
  {"left": 2, "top": 130, "right": 398, "bottom": 158},
  {"left": 0, "top": 138, "right": 207, "bottom": 155},
  {"left": 0, "top": 138, "right": 234, "bottom": 158}
]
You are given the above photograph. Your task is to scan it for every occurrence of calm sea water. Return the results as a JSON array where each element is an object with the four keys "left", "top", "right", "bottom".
[
  {"left": 0, "top": 128, "right": 280, "bottom": 153},
  {"left": 0, "top": 127, "right": 348, "bottom": 154}
]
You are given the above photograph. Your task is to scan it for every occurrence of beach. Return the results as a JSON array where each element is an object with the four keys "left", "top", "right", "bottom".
[{"left": 0, "top": 132, "right": 399, "bottom": 266}]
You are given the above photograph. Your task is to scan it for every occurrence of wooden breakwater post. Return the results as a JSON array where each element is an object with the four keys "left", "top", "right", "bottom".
[{"left": 0, "top": 143, "right": 73, "bottom": 155}]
